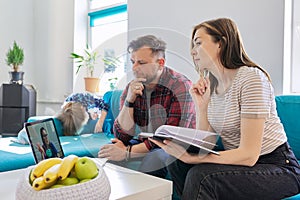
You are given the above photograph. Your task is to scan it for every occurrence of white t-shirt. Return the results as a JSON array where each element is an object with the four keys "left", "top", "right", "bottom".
[{"left": 208, "top": 66, "right": 286, "bottom": 155}]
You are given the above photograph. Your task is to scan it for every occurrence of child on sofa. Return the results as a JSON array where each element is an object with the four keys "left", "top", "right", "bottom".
[
  {"left": 56, "top": 92, "right": 109, "bottom": 136},
  {"left": 14, "top": 92, "right": 110, "bottom": 144}
]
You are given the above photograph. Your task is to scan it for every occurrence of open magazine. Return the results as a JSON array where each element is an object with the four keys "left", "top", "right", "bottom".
[{"left": 139, "top": 125, "right": 220, "bottom": 155}]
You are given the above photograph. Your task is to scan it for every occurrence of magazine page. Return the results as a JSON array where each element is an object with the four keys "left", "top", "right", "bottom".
[
  {"left": 139, "top": 125, "right": 220, "bottom": 155},
  {"left": 156, "top": 125, "right": 217, "bottom": 145}
]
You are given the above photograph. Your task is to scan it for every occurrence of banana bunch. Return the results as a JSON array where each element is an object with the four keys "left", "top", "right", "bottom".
[
  {"left": 29, "top": 155, "right": 79, "bottom": 191},
  {"left": 29, "top": 155, "right": 98, "bottom": 191}
]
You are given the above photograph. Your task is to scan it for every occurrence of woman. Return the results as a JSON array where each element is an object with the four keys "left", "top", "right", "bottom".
[{"left": 150, "top": 18, "right": 300, "bottom": 199}]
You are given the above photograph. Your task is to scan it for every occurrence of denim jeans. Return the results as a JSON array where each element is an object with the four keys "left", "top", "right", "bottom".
[
  {"left": 168, "top": 142, "right": 300, "bottom": 200},
  {"left": 138, "top": 148, "right": 170, "bottom": 178},
  {"left": 109, "top": 139, "right": 170, "bottom": 178}
]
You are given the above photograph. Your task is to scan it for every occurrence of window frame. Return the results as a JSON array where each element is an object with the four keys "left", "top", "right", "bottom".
[
  {"left": 87, "top": 2, "right": 128, "bottom": 94},
  {"left": 88, "top": 4, "right": 127, "bottom": 27},
  {"left": 284, "top": 0, "right": 300, "bottom": 94}
]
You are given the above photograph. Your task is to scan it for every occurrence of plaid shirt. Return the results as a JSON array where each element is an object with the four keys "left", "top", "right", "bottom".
[
  {"left": 65, "top": 93, "right": 109, "bottom": 113},
  {"left": 114, "top": 67, "right": 196, "bottom": 150}
]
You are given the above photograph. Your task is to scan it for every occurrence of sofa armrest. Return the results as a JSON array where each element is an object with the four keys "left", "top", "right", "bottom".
[
  {"left": 275, "top": 95, "right": 300, "bottom": 160},
  {"left": 102, "top": 90, "right": 123, "bottom": 135}
]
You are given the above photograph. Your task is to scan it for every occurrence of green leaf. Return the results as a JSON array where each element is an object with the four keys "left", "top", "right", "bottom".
[{"left": 5, "top": 40, "right": 24, "bottom": 70}]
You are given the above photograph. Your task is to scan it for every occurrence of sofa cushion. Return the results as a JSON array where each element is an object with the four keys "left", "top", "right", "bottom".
[
  {"left": 77, "top": 118, "right": 98, "bottom": 135},
  {"left": 110, "top": 90, "right": 123, "bottom": 119},
  {"left": 275, "top": 95, "right": 300, "bottom": 160},
  {"left": 102, "top": 90, "right": 123, "bottom": 135}
]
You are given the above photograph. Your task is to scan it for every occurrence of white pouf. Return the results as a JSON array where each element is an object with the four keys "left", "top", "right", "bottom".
[{"left": 15, "top": 164, "right": 111, "bottom": 200}]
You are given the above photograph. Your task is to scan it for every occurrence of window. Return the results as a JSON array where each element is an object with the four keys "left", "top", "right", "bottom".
[
  {"left": 284, "top": 0, "right": 300, "bottom": 93},
  {"left": 291, "top": 0, "right": 300, "bottom": 93},
  {"left": 88, "top": 0, "right": 127, "bottom": 95}
]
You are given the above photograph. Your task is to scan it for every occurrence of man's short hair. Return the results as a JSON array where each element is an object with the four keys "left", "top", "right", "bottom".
[{"left": 127, "top": 35, "right": 166, "bottom": 58}]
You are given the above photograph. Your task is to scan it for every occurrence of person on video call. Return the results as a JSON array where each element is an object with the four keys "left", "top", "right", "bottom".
[
  {"left": 36, "top": 127, "right": 59, "bottom": 159},
  {"left": 98, "top": 35, "right": 196, "bottom": 178}
]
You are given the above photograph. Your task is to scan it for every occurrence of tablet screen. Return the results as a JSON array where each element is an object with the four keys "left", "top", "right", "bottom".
[{"left": 25, "top": 118, "right": 64, "bottom": 163}]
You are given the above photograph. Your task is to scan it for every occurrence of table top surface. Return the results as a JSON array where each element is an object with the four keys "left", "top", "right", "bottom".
[{"left": 0, "top": 158, "right": 172, "bottom": 200}]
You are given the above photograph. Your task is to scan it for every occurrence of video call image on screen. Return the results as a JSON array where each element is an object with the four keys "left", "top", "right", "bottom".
[{"left": 26, "top": 120, "right": 64, "bottom": 162}]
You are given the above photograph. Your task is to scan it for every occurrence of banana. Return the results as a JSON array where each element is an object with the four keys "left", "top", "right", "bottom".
[
  {"left": 32, "top": 158, "right": 63, "bottom": 179},
  {"left": 57, "top": 155, "right": 78, "bottom": 180},
  {"left": 43, "top": 163, "right": 61, "bottom": 184},
  {"left": 29, "top": 168, "right": 35, "bottom": 185},
  {"left": 32, "top": 176, "right": 55, "bottom": 191}
]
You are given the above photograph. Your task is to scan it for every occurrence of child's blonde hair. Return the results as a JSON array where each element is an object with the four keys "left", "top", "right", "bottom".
[{"left": 56, "top": 102, "right": 88, "bottom": 136}]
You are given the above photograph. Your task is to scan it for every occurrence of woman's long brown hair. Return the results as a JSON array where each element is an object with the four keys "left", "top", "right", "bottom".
[{"left": 191, "top": 18, "right": 271, "bottom": 93}]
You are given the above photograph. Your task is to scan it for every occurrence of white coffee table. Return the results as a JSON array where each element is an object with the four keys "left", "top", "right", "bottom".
[{"left": 0, "top": 161, "right": 172, "bottom": 200}]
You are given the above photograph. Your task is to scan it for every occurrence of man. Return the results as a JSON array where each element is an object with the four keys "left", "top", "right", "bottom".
[{"left": 98, "top": 35, "right": 196, "bottom": 178}]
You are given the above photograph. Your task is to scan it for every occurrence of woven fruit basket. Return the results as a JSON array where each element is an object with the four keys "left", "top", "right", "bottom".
[{"left": 15, "top": 164, "right": 111, "bottom": 200}]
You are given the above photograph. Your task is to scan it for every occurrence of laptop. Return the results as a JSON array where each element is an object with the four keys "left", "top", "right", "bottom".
[{"left": 25, "top": 118, "right": 64, "bottom": 163}]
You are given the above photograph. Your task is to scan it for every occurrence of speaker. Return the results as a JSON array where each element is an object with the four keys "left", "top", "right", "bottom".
[{"left": 0, "top": 84, "right": 36, "bottom": 136}]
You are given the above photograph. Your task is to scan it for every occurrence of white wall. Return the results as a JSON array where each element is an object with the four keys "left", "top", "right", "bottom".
[
  {"left": 33, "top": 0, "right": 75, "bottom": 115},
  {"left": 0, "top": 0, "right": 82, "bottom": 115},
  {"left": 73, "top": 0, "right": 89, "bottom": 93},
  {"left": 128, "top": 0, "right": 285, "bottom": 95},
  {"left": 0, "top": 0, "right": 287, "bottom": 119},
  {"left": 0, "top": 0, "right": 35, "bottom": 86}
]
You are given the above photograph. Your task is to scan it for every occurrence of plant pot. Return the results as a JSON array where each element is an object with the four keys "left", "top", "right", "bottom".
[
  {"left": 84, "top": 77, "right": 100, "bottom": 93},
  {"left": 9, "top": 71, "right": 24, "bottom": 84}
]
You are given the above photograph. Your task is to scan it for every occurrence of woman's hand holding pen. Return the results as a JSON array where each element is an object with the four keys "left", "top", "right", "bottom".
[{"left": 189, "top": 72, "right": 211, "bottom": 111}]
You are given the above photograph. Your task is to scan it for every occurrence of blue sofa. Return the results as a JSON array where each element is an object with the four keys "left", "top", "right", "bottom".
[
  {"left": 275, "top": 95, "right": 300, "bottom": 199},
  {"left": 0, "top": 91, "right": 299, "bottom": 198}
]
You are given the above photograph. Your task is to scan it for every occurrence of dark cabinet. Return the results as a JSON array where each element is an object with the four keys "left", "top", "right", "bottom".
[{"left": 0, "top": 84, "right": 36, "bottom": 136}]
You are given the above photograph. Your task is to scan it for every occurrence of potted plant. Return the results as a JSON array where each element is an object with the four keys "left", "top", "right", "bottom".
[
  {"left": 71, "top": 45, "right": 121, "bottom": 93},
  {"left": 70, "top": 44, "right": 100, "bottom": 93},
  {"left": 5, "top": 41, "right": 25, "bottom": 84}
]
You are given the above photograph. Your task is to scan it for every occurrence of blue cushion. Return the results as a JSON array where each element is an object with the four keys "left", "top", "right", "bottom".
[
  {"left": 76, "top": 118, "right": 98, "bottom": 135},
  {"left": 103, "top": 91, "right": 114, "bottom": 120},
  {"left": 102, "top": 119, "right": 114, "bottom": 137},
  {"left": 102, "top": 90, "right": 123, "bottom": 135},
  {"left": 275, "top": 95, "right": 300, "bottom": 160},
  {"left": 110, "top": 90, "right": 123, "bottom": 119}
]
